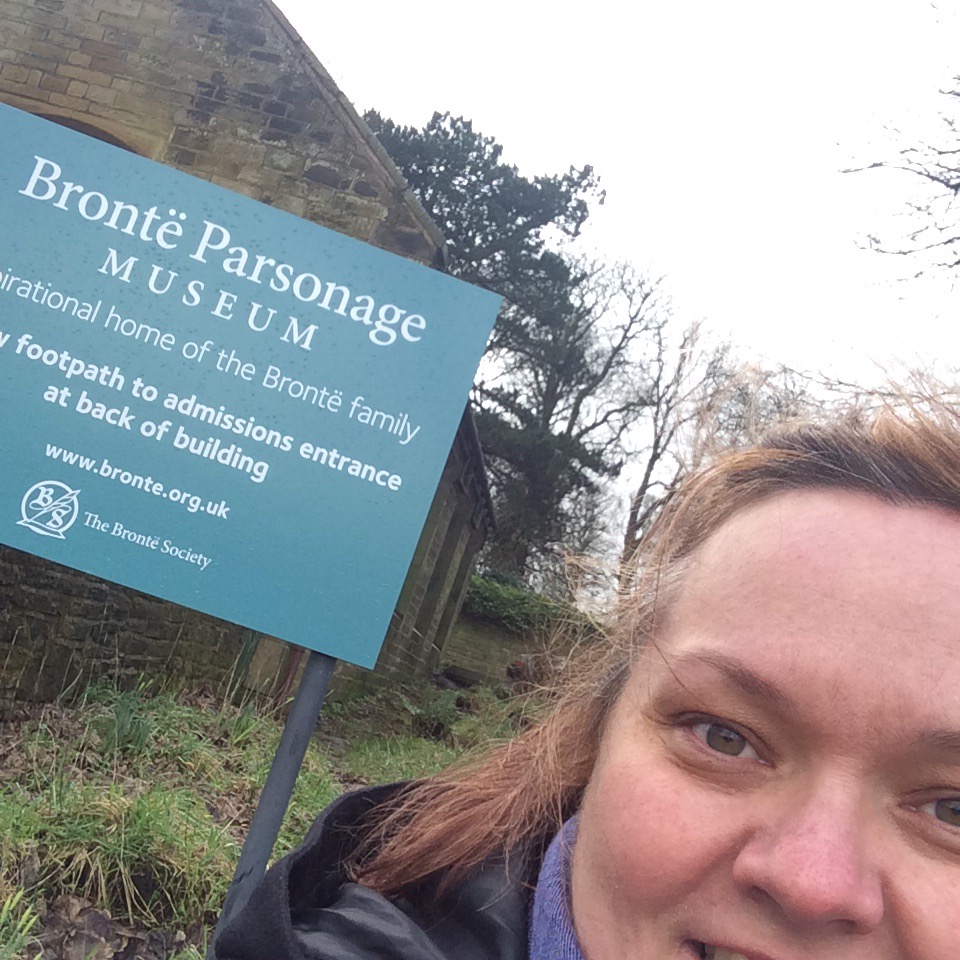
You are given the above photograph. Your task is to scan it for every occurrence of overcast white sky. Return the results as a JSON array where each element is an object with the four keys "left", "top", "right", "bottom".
[{"left": 275, "top": 0, "right": 960, "bottom": 381}]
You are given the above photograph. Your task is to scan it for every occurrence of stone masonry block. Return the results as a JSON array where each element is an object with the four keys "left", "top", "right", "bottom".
[
  {"left": 56, "top": 63, "right": 114, "bottom": 85},
  {"left": 78, "top": 37, "right": 126, "bottom": 59},
  {"left": 177, "top": 0, "right": 227, "bottom": 14},
  {"left": 85, "top": 101, "right": 147, "bottom": 129},
  {"left": 43, "top": 90, "right": 83, "bottom": 109},
  {"left": 100, "top": 24, "right": 141, "bottom": 45},
  {"left": 138, "top": 2, "right": 173, "bottom": 22},
  {"left": 171, "top": 125, "right": 209, "bottom": 150},
  {"left": 8, "top": 38, "right": 72, "bottom": 60},
  {"left": 85, "top": 82, "right": 115, "bottom": 105},
  {"left": 264, "top": 147, "right": 303, "bottom": 174},
  {"left": 13, "top": 9, "right": 67, "bottom": 30},
  {"left": 97, "top": 11, "right": 146, "bottom": 30},
  {"left": 1, "top": 63, "right": 33, "bottom": 83},
  {"left": 71, "top": 21, "right": 107, "bottom": 42},
  {"left": 97, "top": 0, "right": 143, "bottom": 18}
]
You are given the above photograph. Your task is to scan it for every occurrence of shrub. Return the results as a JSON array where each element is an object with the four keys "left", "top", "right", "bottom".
[{"left": 460, "top": 576, "right": 570, "bottom": 634}]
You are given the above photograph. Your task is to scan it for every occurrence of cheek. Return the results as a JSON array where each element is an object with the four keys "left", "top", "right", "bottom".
[
  {"left": 891, "top": 861, "right": 960, "bottom": 956},
  {"left": 574, "top": 753, "right": 735, "bottom": 922}
]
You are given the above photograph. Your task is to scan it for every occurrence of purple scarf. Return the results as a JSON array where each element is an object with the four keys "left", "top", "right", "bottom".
[{"left": 528, "top": 818, "right": 585, "bottom": 960}]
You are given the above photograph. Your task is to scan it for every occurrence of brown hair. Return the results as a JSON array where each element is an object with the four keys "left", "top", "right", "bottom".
[{"left": 350, "top": 401, "right": 960, "bottom": 897}]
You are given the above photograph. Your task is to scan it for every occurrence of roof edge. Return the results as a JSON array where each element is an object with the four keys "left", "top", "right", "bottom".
[{"left": 262, "top": 1, "right": 450, "bottom": 269}]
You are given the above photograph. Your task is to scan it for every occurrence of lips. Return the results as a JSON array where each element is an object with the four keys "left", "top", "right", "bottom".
[{"left": 698, "top": 943, "right": 751, "bottom": 960}]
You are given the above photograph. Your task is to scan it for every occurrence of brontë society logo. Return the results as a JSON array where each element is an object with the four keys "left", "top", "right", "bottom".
[{"left": 18, "top": 481, "right": 80, "bottom": 539}]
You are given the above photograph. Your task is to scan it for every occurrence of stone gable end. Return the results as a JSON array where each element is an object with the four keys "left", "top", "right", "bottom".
[{"left": 0, "top": 0, "right": 446, "bottom": 261}]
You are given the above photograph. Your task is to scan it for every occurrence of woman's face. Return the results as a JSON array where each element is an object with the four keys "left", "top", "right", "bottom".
[{"left": 571, "top": 490, "right": 960, "bottom": 960}]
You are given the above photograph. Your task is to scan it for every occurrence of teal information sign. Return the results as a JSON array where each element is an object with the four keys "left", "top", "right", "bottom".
[{"left": 0, "top": 104, "right": 499, "bottom": 667}]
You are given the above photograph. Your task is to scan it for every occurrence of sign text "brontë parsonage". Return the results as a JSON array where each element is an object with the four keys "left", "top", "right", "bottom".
[{"left": 17, "top": 155, "right": 429, "bottom": 352}]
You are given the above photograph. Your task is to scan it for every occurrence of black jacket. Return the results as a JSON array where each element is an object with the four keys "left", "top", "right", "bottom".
[{"left": 215, "top": 785, "right": 537, "bottom": 960}]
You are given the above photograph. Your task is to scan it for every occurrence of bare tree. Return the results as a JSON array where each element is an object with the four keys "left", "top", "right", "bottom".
[
  {"left": 476, "top": 258, "right": 669, "bottom": 585},
  {"left": 618, "top": 322, "right": 703, "bottom": 586},
  {"left": 619, "top": 351, "right": 819, "bottom": 589},
  {"left": 847, "top": 80, "right": 960, "bottom": 274},
  {"left": 685, "top": 361, "right": 818, "bottom": 464}
]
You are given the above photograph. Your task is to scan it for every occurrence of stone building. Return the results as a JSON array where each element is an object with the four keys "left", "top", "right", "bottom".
[{"left": 0, "top": 0, "right": 494, "bottom": 702}]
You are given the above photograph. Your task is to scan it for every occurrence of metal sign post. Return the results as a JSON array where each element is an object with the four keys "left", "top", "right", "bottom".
[{"left": 207, "top": 650, "right": 337, "bottom": 956}]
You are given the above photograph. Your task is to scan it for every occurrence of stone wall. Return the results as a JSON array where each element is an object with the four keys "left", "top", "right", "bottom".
[
  {"left": 0, "top": 0, "right": 493, "bottom": 703},
  {"left": 375, "top": 413, "right": 491, "bottom": 679},
  {"left": 0, "top": 548, "right": 260, "bottom": 703},
  {"left": 439, "top": 615, "right": 527, "bottom": 686}
]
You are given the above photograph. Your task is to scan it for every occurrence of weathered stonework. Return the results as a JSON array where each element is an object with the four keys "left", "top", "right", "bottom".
[
  {"left": 0, "top": 0, "right": 493, "bottom": 702},
  {"left": 440, "top": 616, "right": 524, "bottom": 685},
  {"left": 0, "top": 0, "right": 446, "bottom": 261}
]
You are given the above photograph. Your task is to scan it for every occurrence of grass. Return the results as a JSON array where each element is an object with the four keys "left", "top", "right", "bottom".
[
  {"left": 345, "top": 735, "right": 460, "bottom": 783},
  {"left": 0, "top": 685, "right": 338, "bottom": 931},
  {"left": 0, "top": 891, "right": 39, "bottom": 960},
  {"left": 0, "top": 785, "right": 231, "bottom": 925},
  {"left": 0, "top": 676, "right": 534, "bottom": 951}
]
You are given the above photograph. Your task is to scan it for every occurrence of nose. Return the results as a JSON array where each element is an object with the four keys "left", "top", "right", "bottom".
[{"left": 731, "top": 778, "right": 885, "bottom": 933}]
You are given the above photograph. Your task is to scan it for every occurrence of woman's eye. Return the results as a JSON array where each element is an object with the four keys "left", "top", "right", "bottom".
[
  {"left": 691, "top": 720, "right": 759, "bottom": 760},
  {"left": 921, "top": 797, "right": 960, "bottom": 828}
]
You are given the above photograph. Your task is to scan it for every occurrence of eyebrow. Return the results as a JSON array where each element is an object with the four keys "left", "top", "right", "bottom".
[
  {"left": 665, "top": 651, "right": 795, "bottom": 713},
  {"left": 916, "top": 728, "right": 960, "bottom": 755},
  {"left": 666, "top": 651, "right": 960, "bottom": 758}
]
